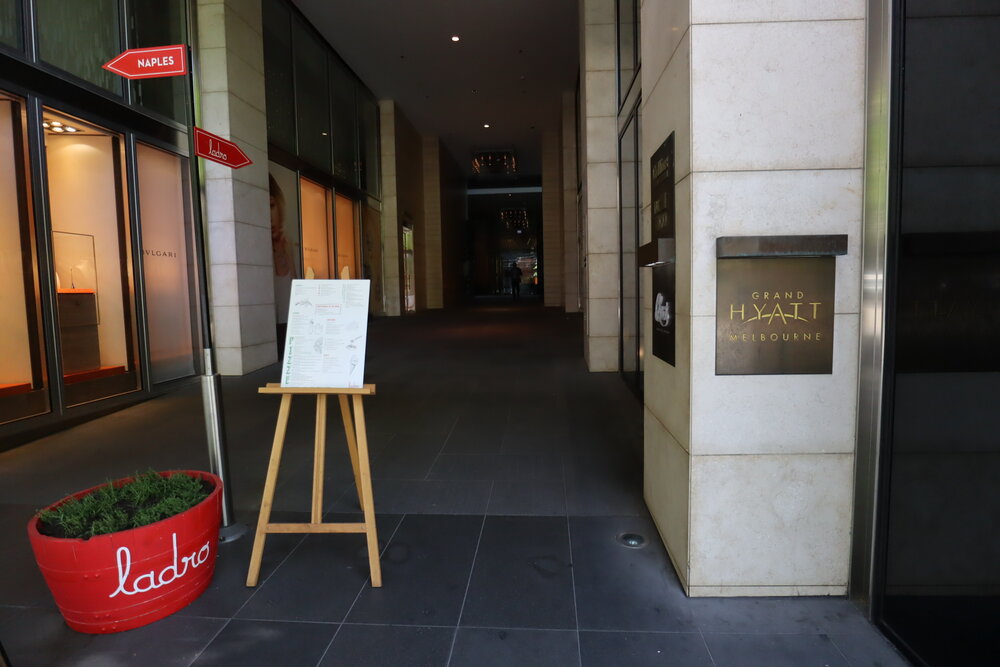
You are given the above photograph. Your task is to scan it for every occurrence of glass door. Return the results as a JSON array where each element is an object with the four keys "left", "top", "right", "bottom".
[
  {"left": 0, "top": 91, "right": 49, "bottom": 424},
  {"left": 618, "top": 110, "right": 641, "bottom": 393},
  {"left": 136, "top": 142, "right": 199, "bottom": 384},
  {"left": 43, "top": 108, "right": 139, "bottom": 406}
]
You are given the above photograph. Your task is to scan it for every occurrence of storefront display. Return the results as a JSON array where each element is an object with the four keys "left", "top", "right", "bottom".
[
  {"left": 44, "top": 109, "right": 137, "bottom": 404},
  {"left": 0, "top": 92, "right": 48, "bottom": 424},
  {"left": 1, "top": 0, "right": 203, "bottom": 444}
]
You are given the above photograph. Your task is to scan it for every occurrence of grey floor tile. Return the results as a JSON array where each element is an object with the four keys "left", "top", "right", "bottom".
[
  {"left": 0, "top": 606, "right": 224, "bottom": 667},
  {"left": 441, "top": 430, "right": 505, "bottom": 455},
  {"left": 177, "top": 511, "right": 307, "bottom": 619},
  {"left": 564, "top": 455, "right": 646, "bottom": 517},
  {"left": 319, "top": 624, "right": 453, "bottom": 667},
  {"left": 571, "top": 516, "right": 695, "bottom": 632},
  {"left": 704, "top": 633, "right": 849, "bottom": 667},
  {"left": 487, "top": 477, "right": 567, "bottom": 516},
  {"left": 449, "top": 627, "right": 579, "bottom": 667},
  {"left": 371, "top": 433, "right": 445, "bottom": 480},
  {"left": 501, "top": 431, "right": 573, "bottom": 455},
  {"left": 348, "top": 515, "right": 483, "bottom": 626},
  {"left": 830, "top": 630, "right": 913, "bottom": 667},
  {"left": 428, "top": 454, "right": 563, "bottom": 482},
  {"left": 579, "top": 631, "right": 714, "bottom": 667},
  {"left": 461, "top": 516, "right": 576, "bottom": 630},
  {"left": 369, "top": 479, "right": 492, "bottom": 514},
  {"left": 236, "top": 514, "right": 400, "bottom": 623},
  {"left": 0, "top": 505, "right": 55, "bottom": 608},
  {"left": 191, "top": 619, "right": 336, "bottom": 667},
  {"left": 691, "top": 597, "right": 865, "bottom": 635}
]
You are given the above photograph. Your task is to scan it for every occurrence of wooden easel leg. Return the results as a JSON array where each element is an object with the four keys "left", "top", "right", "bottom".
[
  {"left": 312, "top": 395, "right": 327, "bottom": 523},
  {"left": 352, "top": 395, "right": 382, "bottom": 587},
  {"left": 247, "top": 393, "right": 293, "bottom": 587},
  {"left": 339, "top": 395, "right": 364, "bottom": 510}
]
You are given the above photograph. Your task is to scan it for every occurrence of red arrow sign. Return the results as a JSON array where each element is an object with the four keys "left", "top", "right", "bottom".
[
  {"left": 102, "top": 45, "right": 188, "bottom": 79},
  {"left": 193, "top": 127, "right": 252, "bottom": 169}
]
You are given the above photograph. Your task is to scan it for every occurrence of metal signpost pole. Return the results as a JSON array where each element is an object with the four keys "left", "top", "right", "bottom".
[
  {"left": 184, "top": 40, "right": 246, "bottom": 542},
  {"left": 104, "top": 28, "right": 250, "bottom": 541}
]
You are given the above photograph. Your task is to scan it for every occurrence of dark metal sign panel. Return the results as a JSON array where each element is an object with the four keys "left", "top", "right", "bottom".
[
  {"left": 651, "top": 132, "right": 676, "bottom": 365},
  {"left": 716, "top": 257, "right": 836, "bottom": 375}
]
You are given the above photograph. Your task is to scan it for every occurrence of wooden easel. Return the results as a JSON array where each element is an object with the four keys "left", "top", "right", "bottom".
[{"left": 246, "top": 267, "right": 381, "bottom": 587}]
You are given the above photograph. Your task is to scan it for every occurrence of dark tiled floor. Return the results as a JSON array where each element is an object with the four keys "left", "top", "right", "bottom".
[{"left": 0, "top": 305, "right": 910, "bottom": 666}]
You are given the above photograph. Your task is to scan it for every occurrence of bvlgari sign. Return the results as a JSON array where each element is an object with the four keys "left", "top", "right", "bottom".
[{"left": 715, "top": 235, "right": 847, "bottom": 375}]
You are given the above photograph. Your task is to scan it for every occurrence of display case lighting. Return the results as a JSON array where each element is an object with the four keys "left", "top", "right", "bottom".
[{"left": 43, "top": 119, "right": 79, "bottom": 134}]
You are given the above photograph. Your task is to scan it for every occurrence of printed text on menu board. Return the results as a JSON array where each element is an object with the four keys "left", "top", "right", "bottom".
[{"left": 280, "top": 280, "right": 371, "bottom": 388}]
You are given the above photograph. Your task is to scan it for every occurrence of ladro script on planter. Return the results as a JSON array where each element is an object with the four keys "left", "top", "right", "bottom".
[{"left": 109, "top": 533, "right": 211, "bottom": 598}]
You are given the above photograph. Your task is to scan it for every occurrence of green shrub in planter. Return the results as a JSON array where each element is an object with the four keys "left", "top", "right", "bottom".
[{"left": 38, "top": 470, "right": 210, "bottom": 539}]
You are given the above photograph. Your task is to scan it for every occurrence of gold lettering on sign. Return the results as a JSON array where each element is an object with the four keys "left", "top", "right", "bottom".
[{"left": 727, "top": 286, "right": 824, "bottom": 342}]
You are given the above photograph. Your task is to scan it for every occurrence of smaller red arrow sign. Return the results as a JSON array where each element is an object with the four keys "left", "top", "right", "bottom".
[
  {"left": 103, "top": 45, "right": 188, "bottom": 79},
  {"left": 193, "top": 127, "right": 252, "bottom": 169}
]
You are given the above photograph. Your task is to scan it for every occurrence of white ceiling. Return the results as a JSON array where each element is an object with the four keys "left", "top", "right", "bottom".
[{"left": 293, "top": 0, "right": 579, "bottom": 179}]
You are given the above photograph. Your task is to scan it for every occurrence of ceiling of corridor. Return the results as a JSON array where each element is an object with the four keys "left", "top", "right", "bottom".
[{"left": 293, "top": 0, "right": 579, "bottom": 179}]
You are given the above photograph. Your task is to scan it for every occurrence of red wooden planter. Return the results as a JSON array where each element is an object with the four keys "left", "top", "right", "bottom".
[{"left": 27, "top": 470, "right": 222, "bottom": 634}]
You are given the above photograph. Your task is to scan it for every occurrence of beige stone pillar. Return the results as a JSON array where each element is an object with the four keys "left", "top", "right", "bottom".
[
  {"left": 639, "top": 0, "right": 865, "bottom": 596},
  {"left": 421, "top": 136, "right": 444, "bottom": 309},
  {"left": 580, "top": 0, "right": 619, "bottom": 371},
  {"left": 562, "top": 91, "right": 581, "bottom": 313},
  {"left": 377, "top": 100, "right": 402, "bottom": 316},
  {"left": 196, "top": 0, "right": 276, "bottom": 375}
]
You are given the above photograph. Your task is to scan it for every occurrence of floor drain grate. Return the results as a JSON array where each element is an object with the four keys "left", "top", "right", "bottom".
[{"left": 617, "top": 532, "right": 646, "bottom": 548}]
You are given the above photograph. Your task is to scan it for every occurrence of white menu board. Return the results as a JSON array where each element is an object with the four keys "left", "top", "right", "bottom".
[{"left": 280, "top": 279, "right": 371, "bottom": 388}]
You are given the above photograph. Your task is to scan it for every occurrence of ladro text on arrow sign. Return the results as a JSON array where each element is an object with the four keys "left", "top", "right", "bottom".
[
  {"left": 193, "top": 127, "right": 253, "bottom": 169},
  {"left": 102, "top": 45, "right": 188, "bottom": 79}
]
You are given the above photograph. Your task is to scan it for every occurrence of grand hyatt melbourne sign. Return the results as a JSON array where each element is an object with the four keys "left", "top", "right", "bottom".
[{"left": 715, "top": 235, "right": 847, "bottom": 375}]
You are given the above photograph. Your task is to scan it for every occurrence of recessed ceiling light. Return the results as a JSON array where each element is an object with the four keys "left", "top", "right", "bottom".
[
  {"left": 42, "top": 121, "right": 50, "bottom": 128},
  {"left": 64, "top": 127, "right": 78, "bottom": 133},
  {"left": 483, "top": 123, "right": 490, "bottom": 128},
  {"left": 51, "top": 126, "right": 65, "bottom": 133},
  {"left": 50, "top": 121, "right": 63, "bottom": 127},
  {"left": 451, "top": 35, "right": 460, "bottom": 42}
]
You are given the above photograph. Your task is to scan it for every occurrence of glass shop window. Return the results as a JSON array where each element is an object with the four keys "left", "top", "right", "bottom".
[
  {"left": 263, "top": 0, "right": 295, "bottom": 153},
  {"left": 0, "top": 0, "right": 22, "bottom": 49},
  {"left": 294, "top": 19, "right": 331, "bottom": 171},
  {"left": 0, "top": 92, "right": 49, "bottom": 424},
  {"left": 358, "top": 94, "right": 379, "bottom": 197},
  {"left": 330, "top": 58, "right": 358, "bottom": 186},
  {"left": 43, "top": 109, "right": 139, "bottom": 405},
  {"left": 334, "top": 193, "right": 358, "bottom": 279},
  {"left": 36, "top": 0, "right": 123, "bottom": 94},
  {"left": 129, "top": 0, "right": 189, "bottom": 122},
  {"left": 299, "top": 176, "right": 332, "bottom": 279},
  {"left": 136, "top": 143, "right": 198, "bottom": 383}
]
